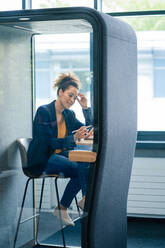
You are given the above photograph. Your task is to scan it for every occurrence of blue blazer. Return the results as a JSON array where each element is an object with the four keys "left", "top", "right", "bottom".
[{"left": 27, "top": 100, "right": 92, "bottom": 176}]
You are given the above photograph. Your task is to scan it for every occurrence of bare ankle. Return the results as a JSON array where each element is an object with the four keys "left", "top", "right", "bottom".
[{"left": 57, "top": 204, "right": 67, "bottom": 210}]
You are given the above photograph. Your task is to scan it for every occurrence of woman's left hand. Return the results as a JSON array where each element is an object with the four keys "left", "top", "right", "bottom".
[{"left": 77, "top": 93, "right": 88, "bottom": 109}]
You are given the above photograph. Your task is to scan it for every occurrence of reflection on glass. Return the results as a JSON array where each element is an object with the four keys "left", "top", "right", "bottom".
[{"left": 118, "top": 15, "right": 165, "bottom": 131}]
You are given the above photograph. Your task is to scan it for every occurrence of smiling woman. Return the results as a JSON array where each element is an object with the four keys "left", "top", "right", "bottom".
[{"left": 27, "top": 71, "right": 93, "bottom": 225}]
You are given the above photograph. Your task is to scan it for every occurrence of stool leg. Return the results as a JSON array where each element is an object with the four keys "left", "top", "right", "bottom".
[
  {"left": 13, "top": 178, "right": 31, "bottom": 248},
  {"left": 75, "top": 196, "right": 81, "bottom": 217},
  {"left": 55, "top": 178, "right": 66, "bottom": 248},
  {"left": 32, "top": 178, "right": 37, "bottom": 244},
  {"left": 36, "top": 178, "right": 45, "bottom": 244}
]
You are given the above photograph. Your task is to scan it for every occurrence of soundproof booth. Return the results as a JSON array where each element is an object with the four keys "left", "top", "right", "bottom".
[{"left": 0, "top": 7, "right": 137, "bottom": 248}]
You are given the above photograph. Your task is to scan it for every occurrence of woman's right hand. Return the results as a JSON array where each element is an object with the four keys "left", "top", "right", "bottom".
[{"left": 74, "top": 126, "right": 89, "bottom": 141}]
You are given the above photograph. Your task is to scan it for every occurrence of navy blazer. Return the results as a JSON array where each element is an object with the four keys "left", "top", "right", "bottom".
[{"left": 27, "top": 100, "right": 92, "bottom": 176}]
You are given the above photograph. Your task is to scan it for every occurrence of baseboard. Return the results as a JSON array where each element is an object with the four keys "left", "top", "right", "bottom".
[{"left": 127, "top": 215, "right": 165, "bottom": 223}]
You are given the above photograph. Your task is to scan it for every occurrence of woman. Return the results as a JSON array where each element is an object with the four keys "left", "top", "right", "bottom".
[{"left": 27, "top": 72, "right": 93, "bottom": 226}]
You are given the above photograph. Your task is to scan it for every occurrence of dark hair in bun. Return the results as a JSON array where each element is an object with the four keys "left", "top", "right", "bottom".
[{"left": 53, "top": 72, "right": 81, "bottom": 95}]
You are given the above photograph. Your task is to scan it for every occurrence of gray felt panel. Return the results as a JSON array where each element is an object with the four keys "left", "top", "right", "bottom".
[{"left": 0, "top": 25, "right": 33, "bottom": 247}]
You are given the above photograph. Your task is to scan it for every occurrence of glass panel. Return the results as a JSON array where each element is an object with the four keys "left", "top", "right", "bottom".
[
  {"left": 35, "top": 32, "right": 91, "bottom": 110},
  {"left": 32, "top": 0, "right": 94, "bottom": 9},
  {"left": 32, "top": 19, "right": 93, "bottom": 246},
  {"left": 117, "top": 15, "right": 165, "bottom": 131},
  {"left": 102, "top": 0, "right": 165, "bottom": 13},
  {"left": 0, "top": 0, "right": 22, "bottom": 11},
  {"left": 35, "top": 33, "right": 92, "bottom": 123}
]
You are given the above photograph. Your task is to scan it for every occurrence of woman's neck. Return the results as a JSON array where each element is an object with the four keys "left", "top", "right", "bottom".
[{"left": 55, "top": 99, "right": 64, "bottom": 115}]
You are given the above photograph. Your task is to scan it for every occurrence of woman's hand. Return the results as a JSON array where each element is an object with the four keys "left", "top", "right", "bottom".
[
  {"left": 84, "top": 128, "right": 94, "bottom": 140},
  {"left": 74, "top": 126, "right": 91, "bottom": 141},
  {"left": 76, "top": 93, "right": 88, "bottom": 109}
]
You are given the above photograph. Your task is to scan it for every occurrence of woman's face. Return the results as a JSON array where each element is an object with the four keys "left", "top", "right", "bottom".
[{"left": 58, "top": 86, "right": 78, "bottom": 109}]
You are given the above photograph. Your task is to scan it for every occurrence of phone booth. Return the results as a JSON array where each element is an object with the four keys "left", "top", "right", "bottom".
[{"left": 0, "top": 7, "right": 137, "bottom": 248}]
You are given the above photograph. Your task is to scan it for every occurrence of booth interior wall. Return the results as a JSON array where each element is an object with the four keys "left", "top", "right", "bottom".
[{"left": 0, "top": 25, "right": 33, "bottom": 247}]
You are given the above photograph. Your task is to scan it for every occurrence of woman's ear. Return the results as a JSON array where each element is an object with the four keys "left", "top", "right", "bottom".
[{"left": 58, "top": 88, "right": 63, "bottom": 97}]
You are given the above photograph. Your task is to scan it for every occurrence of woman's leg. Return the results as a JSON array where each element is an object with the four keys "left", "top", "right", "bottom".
[
  {"left": 45, "top": 153, "right": 78, "bottom": 177},
  {"left": 60, "top": 177, "right": 81, "bottom": 208},
  {"left": 45, "top": 154, "right": 90, "bottom": 208},
  {"left": 77, "top": 162, "right": 90, "bottom": 196},
  {"left": 45, "top": 154, "right": 80, "bottom": 208},
  {"left": 60, "top": 162, "right": 90, "bottom": 210}
]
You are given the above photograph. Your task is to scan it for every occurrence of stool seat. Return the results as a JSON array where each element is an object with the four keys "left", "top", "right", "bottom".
[{"left": 41, "top": 173, "right": 62, "bottom": 178}]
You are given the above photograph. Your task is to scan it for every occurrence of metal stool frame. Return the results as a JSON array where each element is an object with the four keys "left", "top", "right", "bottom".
[{"left": 13, "top": 138, "right": 80, "bottom": 248}]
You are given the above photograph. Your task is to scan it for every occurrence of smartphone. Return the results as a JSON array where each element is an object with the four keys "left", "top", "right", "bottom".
[
  {"left": 72, "top": 125, "right": 93, "bottom": 134},
  {"left": 86, "top": 125, "right": 93, "bottom": 132}
]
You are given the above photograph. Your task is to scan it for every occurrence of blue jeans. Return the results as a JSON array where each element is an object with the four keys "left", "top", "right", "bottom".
[{"left": 45, "top": 151, "right": 90, "bottom": 208}]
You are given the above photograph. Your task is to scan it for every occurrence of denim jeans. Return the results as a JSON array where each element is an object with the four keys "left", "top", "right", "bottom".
[{"left": 45, "top": 151, "right": 90, "bottom": 208}]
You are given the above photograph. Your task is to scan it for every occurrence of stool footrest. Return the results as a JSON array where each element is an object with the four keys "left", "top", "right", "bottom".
[{"left": 20, "top": 213, "right": 40, "bottom": 224}]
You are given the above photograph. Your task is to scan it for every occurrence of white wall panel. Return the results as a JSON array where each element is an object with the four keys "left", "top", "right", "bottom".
[{"left": 127, "top": 157, "right": 165, "bottom": 217}]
